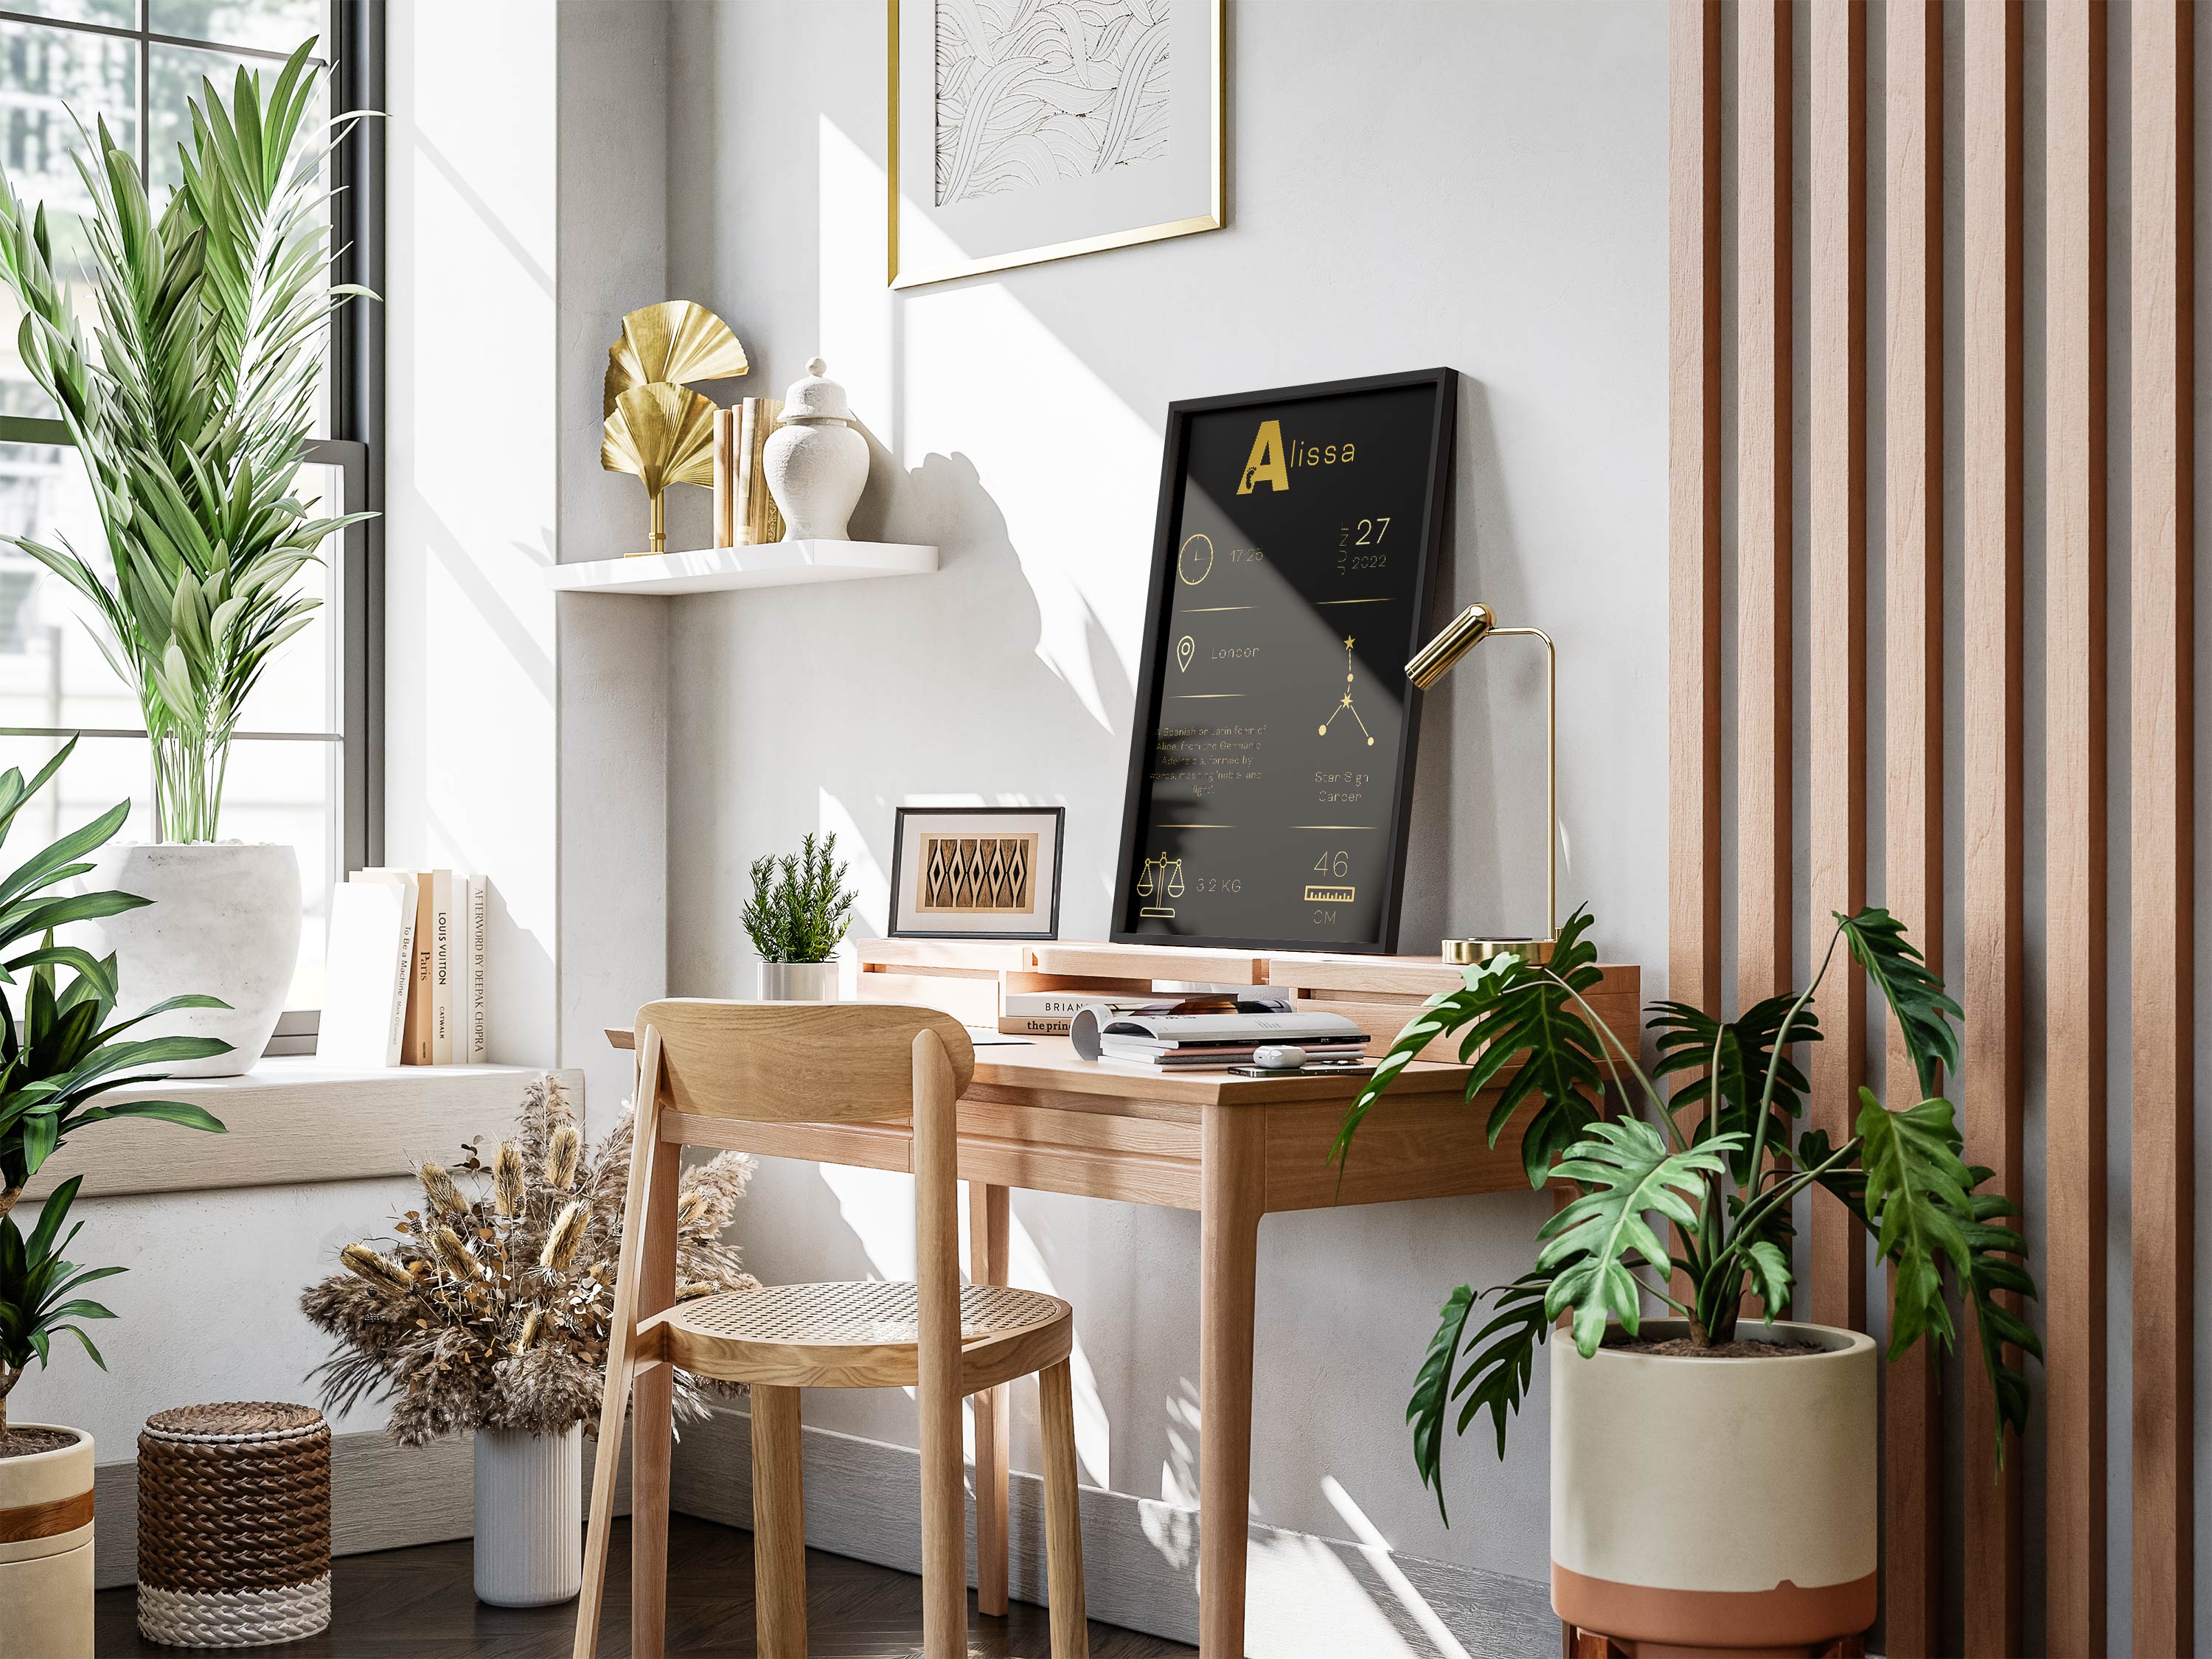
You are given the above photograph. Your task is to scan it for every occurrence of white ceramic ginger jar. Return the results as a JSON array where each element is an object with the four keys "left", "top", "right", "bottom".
[{"left": 762, "top": 357, "right": 869, "bottom": 541}]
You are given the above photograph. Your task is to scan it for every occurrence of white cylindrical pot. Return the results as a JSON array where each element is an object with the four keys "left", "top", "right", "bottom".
[
  {"left": 77, "top": 843, "right": 301, "bottom": 1077},
  {"left": 472, "top": 1426, "right": 582, "bottom": 1607},
  {"left": 1551, "top": 1319, "right": 1877, "bottom": 1653},
  {"left": 757, "top": 960, "right": 840, "bottom": 1002},
  {"left": 0, "top": 1425, "right": 93, "bottom": 1658}
]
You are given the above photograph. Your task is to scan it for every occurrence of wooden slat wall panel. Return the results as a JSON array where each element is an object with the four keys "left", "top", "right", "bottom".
[
  {"left": 1806, "top": 0, "right": 1865, "bottom": 1337},
  {"left": 1962, "top": 4, "right": 2025, "bottom": 1650},
  {"left": 2129, "top": 3, "right": 2195, "bottom": 1649},
  {"left": 1668, "top": 0, "right": 1722, "bottom": 1020},
  {"left": 1881, "top": 6, "right": 1944, "bottom": 1649},
  {"left": 2044, "top": 3, "right": 2108, "bottom": 1652},
  {"left": 1736, "top": 0, "right": 1792, "bottom": 1016}
]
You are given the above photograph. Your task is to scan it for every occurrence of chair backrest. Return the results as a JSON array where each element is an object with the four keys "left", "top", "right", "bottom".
[{"left": 635, "top": 998, "right": 976, "bottom": 1124}]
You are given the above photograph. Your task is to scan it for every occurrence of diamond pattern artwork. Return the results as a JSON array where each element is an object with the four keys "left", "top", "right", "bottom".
[{"left": 917, "top": 834, "right": 1037, "bottom": 914}]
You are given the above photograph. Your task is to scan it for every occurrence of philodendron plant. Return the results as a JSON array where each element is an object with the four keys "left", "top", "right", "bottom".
[
  {"left": 0, "top": 41, "right": 372, "bottom": 841},
  {"left": 1333, "top": 905, "right": 2042, "bottom": 1522}
]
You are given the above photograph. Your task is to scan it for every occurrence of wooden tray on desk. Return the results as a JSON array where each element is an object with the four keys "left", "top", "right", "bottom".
[{"left": 854, "top": 936, "right": 1644, "bottom": 1062}]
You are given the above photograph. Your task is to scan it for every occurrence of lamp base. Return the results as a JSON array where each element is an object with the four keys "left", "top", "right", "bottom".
[{"left": 1441, "top": 936, "right": 1559, "bottom": 967}]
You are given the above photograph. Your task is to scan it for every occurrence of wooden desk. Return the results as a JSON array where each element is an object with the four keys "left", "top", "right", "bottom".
[{"left": 609, "top": 1025, "right": 1548, "bottom": 1658}]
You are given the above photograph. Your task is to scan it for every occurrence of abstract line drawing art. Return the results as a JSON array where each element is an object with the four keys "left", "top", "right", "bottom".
[{"left": 934, "top": 0, "right": 1172, "bottom": 206}]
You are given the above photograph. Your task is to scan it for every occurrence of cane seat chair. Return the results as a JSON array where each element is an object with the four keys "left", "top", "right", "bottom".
[{"left": 571, "top": 1000, "right": 1088, "bottom": 1659}]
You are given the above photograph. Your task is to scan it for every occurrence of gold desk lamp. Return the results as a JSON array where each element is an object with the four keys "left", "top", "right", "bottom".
[{"left": 1405, "top": 602, "right": 1559, "bottom": 966}]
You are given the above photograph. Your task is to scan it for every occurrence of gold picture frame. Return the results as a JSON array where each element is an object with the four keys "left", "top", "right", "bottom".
[{"left": 887, "top": 0, "right": 1225, "bottom": 290}]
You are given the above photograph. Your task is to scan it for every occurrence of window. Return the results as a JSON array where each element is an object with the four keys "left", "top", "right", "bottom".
[{"left": 0, "top": 1, "right": 382, "bottom": 1043}]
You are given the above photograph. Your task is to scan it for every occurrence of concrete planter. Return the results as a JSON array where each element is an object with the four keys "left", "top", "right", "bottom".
[
  {"left": 0, "top": 1424, "right": 94, "bottom": 1658},
  {"left": 1551, "top": 1318, "right": 1877, "bottom": 1655},
  {"left": 473, "top": 1427, "right": 582, "bottom": 1607},
  {"left": 80, "top": 842, "right": 302, "bottom": 1077}
]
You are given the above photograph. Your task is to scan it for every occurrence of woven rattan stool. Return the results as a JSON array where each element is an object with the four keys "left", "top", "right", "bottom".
[{"left": 136, "top": 1402, "right": 333, "bottom": 1648}]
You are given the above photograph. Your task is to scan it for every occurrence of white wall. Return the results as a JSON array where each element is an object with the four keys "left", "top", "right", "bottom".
[{"left": 656, "top": 0, "right": 1668, "bottom": 1588}]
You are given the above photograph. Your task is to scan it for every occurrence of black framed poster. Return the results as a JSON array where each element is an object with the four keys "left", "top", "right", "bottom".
[{"left": 1110, "top": 368, "right": 1457, "bottom": 953}]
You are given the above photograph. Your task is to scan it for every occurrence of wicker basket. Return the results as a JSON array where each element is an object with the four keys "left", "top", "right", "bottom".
[{"left": 136, "top": 1402, "right": 333, "bottom": 1648}]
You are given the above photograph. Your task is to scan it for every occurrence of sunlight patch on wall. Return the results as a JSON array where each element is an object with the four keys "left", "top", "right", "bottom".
[
  {"left": 901, "top": 282, "right": 1154, "bottom": 731},
  {"left": 816, "top": 115, "right": 894, "bottom": 436}
]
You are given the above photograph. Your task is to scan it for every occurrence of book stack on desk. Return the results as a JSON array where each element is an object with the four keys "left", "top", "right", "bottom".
[{"left": 1088, "top": 1008, "right": 1371, "bottom": 1069}]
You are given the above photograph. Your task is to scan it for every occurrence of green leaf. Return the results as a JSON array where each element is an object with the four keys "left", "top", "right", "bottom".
[
  {"left": 1405, "top": 1284, "right": 1474, "bottom": 1526},
  {"left": 1649, "top": 992, "right": 1821, "bottom": 1184},
  {"left": 1856, "top": 1090, "right": 1973, "bottom": 1360},
  {"left": 1837, "top": 908, "right": 1960, "bottom": 1099},
  {"left": 1538, "top": 1118, "right": 1738, "bottom": 1356},
  {"left": 1743, "top": 1239, "right": 1792, "bottom": 1321}
]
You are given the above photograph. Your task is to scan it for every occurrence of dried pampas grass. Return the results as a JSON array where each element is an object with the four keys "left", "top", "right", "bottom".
[{"left": 301, "top": 1074, "right": 757, "bottom": 1447}]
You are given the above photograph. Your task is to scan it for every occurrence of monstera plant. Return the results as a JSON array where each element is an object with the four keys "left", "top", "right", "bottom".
[{"left": 1334, "top": 905, "right": 2041, "bottom": 1652}]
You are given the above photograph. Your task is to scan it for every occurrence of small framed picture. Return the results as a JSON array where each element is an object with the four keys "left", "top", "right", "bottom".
[{"left": 890, "top": 807, "right": 1065, "bottom": 940}]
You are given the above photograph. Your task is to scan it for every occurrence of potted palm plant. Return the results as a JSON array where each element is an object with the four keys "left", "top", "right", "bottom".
[
  {"left": 740, "top": 831, "right": 855, "bottom": 1001},
  {"left": 1335, "top": 906, "right": 2039, "bottom": 1655},
  {"left": 0, "top": 41, "right": 375, "bottom": 1074},
  {"left": 0, "top": 740, "right": 229, "bottom": 1656}
]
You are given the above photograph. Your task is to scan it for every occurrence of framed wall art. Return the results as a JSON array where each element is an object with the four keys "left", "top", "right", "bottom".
[
  {"left": 890, "top": 806, "right": 1067, "bottom": 939},
  {"left": 1110, "top": 368, "right": 1459, "bottom": 954},
  {"left": 888, "top": 0, "right": 1225, "bottom": 289}
]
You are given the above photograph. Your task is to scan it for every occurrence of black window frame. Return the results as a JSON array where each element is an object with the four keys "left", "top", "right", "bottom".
[{"left": 0, "top": 0, "right": 385, "bottom": 1045}]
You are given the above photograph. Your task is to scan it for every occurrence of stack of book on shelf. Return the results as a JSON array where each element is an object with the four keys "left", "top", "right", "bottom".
[
  {"left": 1071, "top": 996, "right": 1371, "bottom": 1069},
  {"left": 712, "top": 397, "right": 787, "bottom": 547},
  {"left": 320, "top": 870, "right": 488, "bottom": 1068}
]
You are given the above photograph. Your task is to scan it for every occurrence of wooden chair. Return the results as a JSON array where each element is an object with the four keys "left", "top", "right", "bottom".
[{"left": 572, "top": 1000, "right": 1088, "bottom": 1659}]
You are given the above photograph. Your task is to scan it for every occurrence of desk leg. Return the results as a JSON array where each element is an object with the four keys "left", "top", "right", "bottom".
[
  {"left": 1200, "top": 1108, "right": 1265, "bottom": 1659},
  {"left": 970, "top": 1180, "right": 1012, "bottom": 1617}
]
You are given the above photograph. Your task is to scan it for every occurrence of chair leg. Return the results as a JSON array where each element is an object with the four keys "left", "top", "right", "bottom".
[
  {"left": 1039, "top": 1360, "right": 1089, "bottom": 1659},
  {"left": 751, "top": 1386, "right": 808, "bottom": 1659},
  {"left": 630, "top": 1360, "right": 675, "bottom": 1658}
]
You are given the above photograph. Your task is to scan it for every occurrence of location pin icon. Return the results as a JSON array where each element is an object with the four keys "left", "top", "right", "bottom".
[{"left": 1177, "top": 635, "right": 1195, "bottom": 673}]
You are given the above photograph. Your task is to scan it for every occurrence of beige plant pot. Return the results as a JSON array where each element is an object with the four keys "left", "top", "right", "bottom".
[
  {"left": 0, "top": 1424, "right": 94, "bottom": 1658},
  {"left": 1551, "top": 1319, "right": 1877, "bottom": 1654}
]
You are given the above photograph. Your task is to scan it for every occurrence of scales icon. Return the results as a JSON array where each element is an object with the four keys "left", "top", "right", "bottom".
[{"left": 1135, "top": 852, "right": 1186, "bottom": 919}]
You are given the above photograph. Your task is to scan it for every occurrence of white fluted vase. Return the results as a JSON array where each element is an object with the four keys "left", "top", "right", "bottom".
[{"left": 472, "top": 1427, "right": 582, "bottom": 1607}]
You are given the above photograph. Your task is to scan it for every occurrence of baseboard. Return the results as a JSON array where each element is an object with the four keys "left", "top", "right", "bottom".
[
  {"left": 92, "top": 1422, "right": 633, "bottom": 1590},
  {"left": 668, "top": 1402, "right": 1556, "bottom": 1659}
]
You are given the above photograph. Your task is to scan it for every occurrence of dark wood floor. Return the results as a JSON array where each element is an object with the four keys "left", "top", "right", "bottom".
[{"left": 94, "top": 1514, "right": 1192, "bottom": 1658}]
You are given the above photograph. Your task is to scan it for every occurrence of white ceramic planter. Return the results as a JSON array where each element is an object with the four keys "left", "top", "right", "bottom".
[
  {"left": 473, "top": 1426, "right": 582, "bottom": 1607},
  {"left": 0, "top": 1425, "right": 93, "bottom": 1658},
  {"left": 1551, "top": 1319, "right": 1877, "bottom": 1653},
  {"left": 758, "top": 960, "right": 839, "bottom": 1002},
  {"left": 78, "top": 842, "right": 301, "bottom": 1077}
]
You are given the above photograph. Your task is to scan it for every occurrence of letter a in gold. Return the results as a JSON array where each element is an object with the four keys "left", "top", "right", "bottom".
[{"left": 1237, "top": 419, "right": 1289, "bottom": 494}]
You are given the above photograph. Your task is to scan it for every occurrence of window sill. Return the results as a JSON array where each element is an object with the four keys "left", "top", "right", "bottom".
[{"left": 22, "top": 1060, "right": 574, "bottom": 1202}]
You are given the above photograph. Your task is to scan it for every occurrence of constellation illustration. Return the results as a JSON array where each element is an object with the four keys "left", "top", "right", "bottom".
[{"left": 1317, "top": 636, "right": 1374, "bottom": 745}]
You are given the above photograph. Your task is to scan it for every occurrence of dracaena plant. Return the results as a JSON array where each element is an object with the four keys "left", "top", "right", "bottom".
[
  {"left": 0, "top": 41, "right": 373, "bottom": 841},
  {"left": 0, "top": 1175, "right": 119, "bottom": 1438},
  {"left": 1333, "top": 905, "right": 2042, "bottom": 1523},
  {"left": 0, "top": 736, "right": 231, "bottom": 1224}
]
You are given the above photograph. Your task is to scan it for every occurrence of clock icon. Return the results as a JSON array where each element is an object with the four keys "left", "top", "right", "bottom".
[{"left": 1178, "top": 532, "right": 1214, "bottom": 586}]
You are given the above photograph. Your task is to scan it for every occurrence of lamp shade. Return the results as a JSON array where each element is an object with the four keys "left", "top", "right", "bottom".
[{"left": 1405, "top": 602, "right": 1498, "bottom": 687}]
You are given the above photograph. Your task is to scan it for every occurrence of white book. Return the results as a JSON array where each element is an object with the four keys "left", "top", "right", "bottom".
[
  {"left": 322, "top": 874, "right": 417, "bottom": 1067},
  {"left": 428, "top": 869, "right": 454, "bottom": 1064},
  {"left": 459, "top": 874, "right": 488, "bottom": 1063}
]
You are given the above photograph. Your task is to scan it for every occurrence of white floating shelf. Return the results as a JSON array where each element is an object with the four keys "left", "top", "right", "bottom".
[{"left": 548, "top": 540, "right": 939, "bottom": 597}]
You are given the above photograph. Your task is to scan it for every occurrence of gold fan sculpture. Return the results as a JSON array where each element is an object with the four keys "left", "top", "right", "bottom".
[{"left": 600, "top": 301, "right": 748, "bottom": 554}]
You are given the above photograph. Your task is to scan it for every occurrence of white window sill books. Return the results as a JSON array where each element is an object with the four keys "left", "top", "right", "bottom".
[{"left": 21, "top": 1058, "right": 570, "bottom": 1202}]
